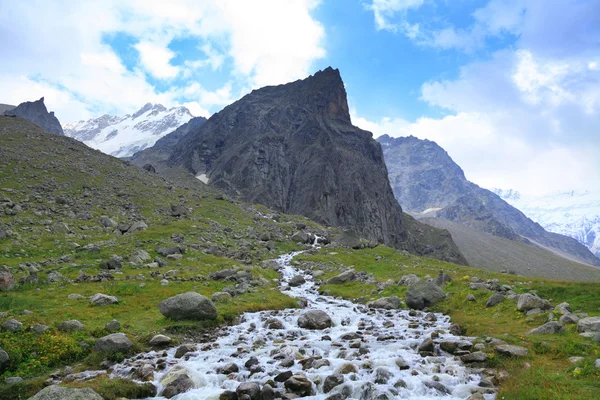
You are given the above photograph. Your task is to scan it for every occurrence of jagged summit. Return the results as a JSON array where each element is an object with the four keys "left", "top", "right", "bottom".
[
  {"left": 4, "top": 97, "right": 64, "bottom": 135},
  {"left": 164, "top": 68, "right": 466, "bottom": 264}
]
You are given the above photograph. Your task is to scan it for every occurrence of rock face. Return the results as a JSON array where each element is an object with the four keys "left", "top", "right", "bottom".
[
  {"left": 378, "top": 134, "right": 600, "bottom": 267},
  {"left": 159, "top": 292, "right": 218, "bottom": 321},
  {"left": 4, "top": 97, "right": 64, "bottom": 135},
  {"left": 405, "top": 281, "right": 447, "bottom": 310},
  {"left": 29, "top": 385, "right": 103, "bottom": 400},
  {"left": 165, "top": 67, "right": 466, "bottom": 265}
]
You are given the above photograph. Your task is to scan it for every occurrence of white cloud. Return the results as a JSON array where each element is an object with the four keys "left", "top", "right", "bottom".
[
  {"left": 0, "top": 0, "right": 325, "bottom": 122},
  {"left": 135, "top": 41, "right": 180, "bottom": 79},
  {"left": 369, "top": 0, "right": 425, "bottom": 32}
]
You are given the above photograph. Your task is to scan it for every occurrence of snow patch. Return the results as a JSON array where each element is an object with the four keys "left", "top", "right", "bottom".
[{"left": 196, "top": 174, "right": 209, "bottom": 184}]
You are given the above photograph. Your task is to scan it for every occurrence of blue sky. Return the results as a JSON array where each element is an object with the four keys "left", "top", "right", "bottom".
[{"left": 1, "top": 0, "right": 599, "bottom": 195}]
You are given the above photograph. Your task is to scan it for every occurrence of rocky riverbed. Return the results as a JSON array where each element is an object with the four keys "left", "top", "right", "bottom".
[{"left": 112, "top": 251, "right": 494, "bottom": 399}]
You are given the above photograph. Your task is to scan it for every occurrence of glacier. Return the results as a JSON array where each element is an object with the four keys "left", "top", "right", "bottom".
[{"left": 64, "top": 103, "right": 193, "bottom": 158}]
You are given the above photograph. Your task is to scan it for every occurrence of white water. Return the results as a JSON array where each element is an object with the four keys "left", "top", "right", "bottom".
[{"left": 113, "top": 251, "right": 491, "bottom": 399}]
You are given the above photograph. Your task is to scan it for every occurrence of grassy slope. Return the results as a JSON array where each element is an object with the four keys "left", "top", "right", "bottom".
[
  {"left": 420, "top": 217, "right": 600, "bottom": 282},
  {"left": 295, "top": 246, "right": 600, "bottom": 400},
  {"left": 0, "top": 117, "right": 323, "bottom": 398}
]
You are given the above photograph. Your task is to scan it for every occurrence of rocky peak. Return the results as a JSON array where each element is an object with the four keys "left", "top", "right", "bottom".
[
  {"left": 4, "top": 97, "right": 64, "bottom": 135},
  {"left": 132, "top": 103, "right": 154, "bottom": 120}
]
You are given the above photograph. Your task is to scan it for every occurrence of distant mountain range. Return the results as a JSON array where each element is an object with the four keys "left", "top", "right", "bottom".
[
  {"left": 64, "top": 103, "right": 193, "bottom": 157},
  {"left": 378, "top": 134, "right": 600, "bottom": 268},
  {"left": 494, "top": 189, "right": 600, "bottom": 258}
]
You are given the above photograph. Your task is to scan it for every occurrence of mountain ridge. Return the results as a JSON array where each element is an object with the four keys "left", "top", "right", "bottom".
[
  {"left": 378, "top": 134, "right": 600, "bottom": 267},
  {"left": 3, "top": 97, "right": 64, "bottom": 135}
]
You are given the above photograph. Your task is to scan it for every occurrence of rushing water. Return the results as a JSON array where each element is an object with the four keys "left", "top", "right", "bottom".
[{"left": 113, "top": 251, "right": 493, "bottom": 399}]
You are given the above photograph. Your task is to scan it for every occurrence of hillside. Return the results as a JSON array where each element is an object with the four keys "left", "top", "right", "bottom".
[
  {"left": 378, "top": 134, "right": 600, "bottom": 268},
  {"left": 419, "top": 217, "right": 600, "bottom": 281}
]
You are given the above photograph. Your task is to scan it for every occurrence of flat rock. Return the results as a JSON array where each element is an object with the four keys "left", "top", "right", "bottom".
[
  {"left": 28, "top": 385, "right": 103, "bottom": 400},
  {"left": 496, "top": 344, "right": 528, "bottom": 357},
  {"left": 527, "top": 321, "right": 563, "bottom": 335}
]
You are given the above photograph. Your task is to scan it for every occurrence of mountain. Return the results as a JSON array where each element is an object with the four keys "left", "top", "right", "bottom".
[
  {"left": 4, "top": 97, "right": 63, "bottom": 135},
  {"left": 129, "top": 116, "right": 207, "bottom": 170},
  {"left": 0, "top": 104, "right": 15, "bottom": 114},
  {"left": 378, "top": 134, "right": 600, "bottom": 267},
  {"left": 494, "top": 189, "right": 600, "bottom": 258},
  {"left": 159, "top": 67, "right": 466, "bottom": 264},
  {"left": 64, "top": 103, "right": 193, "bottom": 158}
]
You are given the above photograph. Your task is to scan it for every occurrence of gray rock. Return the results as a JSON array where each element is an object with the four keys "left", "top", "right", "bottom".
[
  {"left": 291, "top": 230, "right": 310, "bottom": 243},
  {"left": 51, "top": 222, "right": 71, "bottom": 234},
  {"left": 100, "top": 217, "right": 118, "bottom": 228},
  {"left": 159, "top": 292, "right": 217, "bottom": 321},
  {"left": 90, "top": 293, "right": 118, "bottom": 306},
  {"left": 128, "top": 220, "right": 148, "bottom": 232},
  {"left": 67, "top": 293, "right": 84, "bottom": 300},
  {"left": 595, "top": 359, "right": 600, "bottom": 369},
  {"left": 559, "top": 313, "right": 579, "bottom": 325},
  {"left": 577, "top": 316, "right": 600, "bottom": 333},
  {"left": 104, "top": 320, "right": 121, "bottom": 332},
  {"left": 163, "top": 375, "right": 194, "bottom": 398},
  {"left": 94, "top": 333, "right": 133, "bottom": 352},
  {"left": 460, "top": 351, "right": 488, "bottom": 363},
  {"left": 554, "top": 302, "right": 571, "bottom": 315},
  {"left": 374, "top": 367, "right": 393, "bottom": 384},
  {"left": 486, "top": 293, "right": 505, "bottom": 307},
  {"left": 298, "top": 310, "right": 332, "bottom": 330},
  {"left": 289, "top": 275, "right": 306, "bottom": 287},
  {"left": 395, "top": 357, "right": 410, "bottom": 370},
  {"left": 212, "top": 292, "right": 232, "bottom": 302},
  {"left": 369, "top": 296, "right": 402, "bottom": 310},
  {"left": 424, "top": 381, "right": 451, "bottom": 395},
  {"left": 236, "top": 382, "right": 261, "bottom": 400},
  {"left": 405, "top": 280, "right": 447, "bottom": 310},
  {"left": 156, "top": 246, "right": 185, "bottom": 257},
  {"left": 30, "top": 324, "right": 50, "bottom": 334},
  {"left": 2, "top": 319, "right": 23, "bottom": 332},
  {"left": 149, "top": 334, "right": 172, "bottom": 347},
  {"left": 57, "top": 320, "right": 84, "bottom": 332},
  {"left": 284, "top": 374, "right": 313, "bottom": 396},
  {"left": 175, "top": 344, "right": 196, "bottom": 358},
  {"left": 434, "top": 272, "right": 452, "bottom": 286},
  {"left": 399, "top": 274, "right": 421, "bottom": 286},
  {"left": 517, "top": 293, "right": 551, "bottom": 312},
  {"left": 261, "top": 383, "right": 275, "bottom": 400},
  {"left": 332, "top": 230, "right": 362, "bottom": 249},
  {"left": 527, "top": 321, "right": 563, "bottom": 335},
  {"left": 323, "top": 374, "right": 344, "bottom": 393},
  {"left": 4, "top": 376, "right": 23, "bottom": 385},
  {"left": 496, "top": 344, "right": 528, "bottom": 357},
  {"left": 327, "top": 270, "right": 357, "bottom": 284},
  {"left": 466, "top": 294, "right": 476, "bottom": 302},
  {"left": 47, "top": 271, "right": 65, "bottom": 283},
  {"left": 418, "top": 337, "right": 434, "bottom": 354},
  {"left": 131, "top": 249, "right": 151, "bottom": 264},
  {"left": 28, "top": 385, "right": 103, "bottom": 400},
  {"left": 264, "top": 318, "right": 284, "bottom": 329},
  {"left": 101, "top": 255, "right": 122, "bottom": 270}
]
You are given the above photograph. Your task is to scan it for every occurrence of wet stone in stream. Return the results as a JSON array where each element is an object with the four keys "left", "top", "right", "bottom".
[{"left": 112, "top": 251, "right": 495, "bottom": 399}]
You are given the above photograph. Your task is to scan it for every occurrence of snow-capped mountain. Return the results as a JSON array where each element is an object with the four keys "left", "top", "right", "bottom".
[
  {"left": 64, "top": 103, "right": 193, "bottom": 157},
  {"left": 493, "top": 189, "right": 600, "bottom": 258}
]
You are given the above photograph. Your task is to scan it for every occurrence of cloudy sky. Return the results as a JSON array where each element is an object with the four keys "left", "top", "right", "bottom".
[{"left": 1, "top": 0, "right": 599, "bottom": 195}]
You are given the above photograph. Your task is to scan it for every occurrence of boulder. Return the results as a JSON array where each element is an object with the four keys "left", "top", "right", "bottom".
[
  {"left": 159, "top": 292, "right": 217, "bottom": 321},
  {"left": 149, "top": 334, "right": 172, "bottom": 347},
  {"left": 559, "top": 313, "right": 579, "bottom": 325},
  {"left": 517, "top": 293, "right": 551, "bottom": 312},
  {"left": 236, "top": 382, "right": 261, "bottom": 400},
  {"left": 90, "top": 293, "right": 118, "bottom": 306},
  {"left": 94, "top": 333, "right": 133, "bottom": 352},
  {"left": 284, "top": 374, "right": 313, "bottom": 397},
  {"left": 399, "top": 274, "right": 421, "bottom": 286},
  {"left": 291, "top": 230, "right": 310, "bottom": 243},
  {"left": 434, "top": 272, "right": 452, "bottom": 286},
  {"left": 496, "top": 344, "right": 528, "bottom": 357},
  {"left": 577, "top": 316, "right": 600, "bottom": 333},
  {"left": 104, "top": 320, "right": 121, "bottom": 332},
  {"left": 526, "top": 321, "right": 563, "bottom": 335},
  {"left": 289, "top": 275, "right": 306, "bottom": 287},
  {"left": 405, "top": 281, "right": 446, "bottom": 310},
  {"left": 1, "top": 319, "right": 23, "bottom": 332},
  {"left": 298, "top": 310, "right": 332, "bottom": 330},
  {"left": 156, "top": 246, "right": 184, "bottom": 257},
  {"left": 131, "top": 249, "right": 151, "bottom": 264},
  {"left": 486, "top": 293, "right": 505, "bottom": 308},
  {"left": 368, "top": 296, "right": 402, "bottom": 310},
  {"left": 460, "top": 352, "right": 487, "bottom": 363},
  {"left": 332, "top": 230, "right": 362, "bottom": 249},
  {"left": 327, "top": 270, "right": 357, "bottom": 284},
  {"left": 554, "top": 302, "right": 571, "bottom": 315},
  {"left": 264, "top": 318, "right": 284, "bottom": 329},
  {"left": 28, "top": 385, "right": 103, "bottom": 400},
  {"left": 30, "top": 324, "right": 50, "bottom": 334},
  {"left": 175, "top": 344, "right": 196, "bottom": 358},
  {"left": 57, "top": 320, "right": 84, "bottom": 332},
  {"left": 128, "top": 220, "right": 148, "bottom": 232},
  {"left": 212, "top": 292, "right": 232, "bottom": 302}
]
